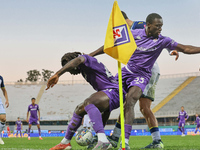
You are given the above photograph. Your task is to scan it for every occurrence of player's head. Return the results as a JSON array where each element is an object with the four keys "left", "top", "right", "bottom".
[
  {"left": 31, "top": 97, "right": 36, "bottom": 104},
  {"left": 121, "top": 11, "right": 128, "bottom": 19},
  {"left": 17, "top": 117, "right": 20, "bottom": 120},
  {"left": 61, "top": 52, "right": 82, "bottom": 67},
  {"left": 196, "top": 113, "right": 198, "bottom": 117},
  {"left": 61, "top": 52, "right": 82, "bottom": 75},
  {"left": 181, "top": 106, "right": 184, "bottom": 111},
  {"left": 146, "top": 13, "right": 163, "bottom": 38}
]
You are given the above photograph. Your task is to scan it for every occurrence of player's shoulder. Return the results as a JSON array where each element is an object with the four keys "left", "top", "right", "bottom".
[
  {"left": 131, "top": 21, "right": 146, "bottom": 30},
  {"left": 131, "top": 28, "right": 145, "bottom": 38}
]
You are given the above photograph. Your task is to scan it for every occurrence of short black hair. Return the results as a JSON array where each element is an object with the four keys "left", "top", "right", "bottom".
[
  {"left": 17, "top": 117, "right": 20, "bottom": 119},
  {"left": 31, "top": 98, "right": 36, "bottom": 100},
  {"left": 146, "top": 13, "right": 162, "bottom": 24},
  {"left": 121, "top": 11, "right": 128, "bottom": 19}
]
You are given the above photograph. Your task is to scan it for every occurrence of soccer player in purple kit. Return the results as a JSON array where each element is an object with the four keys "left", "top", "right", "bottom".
[
  {"left": 47, "top": 53, "right": 126, "bottom": 150},
  {"left": 0, "top": 75, "right": 9, "bottom": 145},
  {"left": 89, "top": 13, "right": 200, "bottom": 149},
  {"left": 15, "top": 117, "right": 23, "bottom": 138},
  {"left": 176, "top": 106, "right": 189, "bottom": 136},
  {"left": 193, "top": 113, "right": 200, "bottom": 135},
  {"left": 26, "top": 98, "right": 43, "bottom": 140}
]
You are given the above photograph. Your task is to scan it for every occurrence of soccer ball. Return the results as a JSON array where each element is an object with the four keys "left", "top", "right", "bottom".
[{"left": 75, "top": 129, "right": 93, "bottom": 146}]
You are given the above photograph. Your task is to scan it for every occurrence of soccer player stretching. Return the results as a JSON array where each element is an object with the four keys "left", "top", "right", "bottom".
[
  {"left": 15, "top": 117, "right": 23, "bottom": 138},
  {"left": 0, "top": 75, "right": 9, "bottom": 144},
  {"left": 176, "top": 106, "right": 189, "bottom": 136},
  {"left": 193, "top": 113, "right": 200, "bottom": 135},
  {"left": 26, "top": 98, "right": 43, "bottom": 140}
]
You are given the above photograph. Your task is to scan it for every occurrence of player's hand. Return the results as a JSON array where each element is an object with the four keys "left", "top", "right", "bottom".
[
  {"left": 5, "top": 101, "right": 9, "bottom": 108},
  {"left": 46, "top": 74, "right": 59, "bottom": 90},
  {"left": 38, "top": 118, "right": 40, "bottom": 121},
  {"left": 185, "top": 118, "right": 187, "bottom": 121},
  {"left": 170, "top": 50, "right": 179, "bottom": 61},
  {"left": 26, "top": 119, "right": 29, "bottom": 123}
]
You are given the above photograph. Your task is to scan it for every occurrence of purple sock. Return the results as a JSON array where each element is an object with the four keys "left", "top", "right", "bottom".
[
  {"left": 38, "top": 128, "right": 41, "bottom": 136},
  {"left": 85, "top": 104, "right": 104, "bottom": 133},
  {"left": 182, "top": 127, "right": 184, "bottom": 133},
  {"left": 28, "top": 128, "right": 31, "bottom": 137},
  {"left": 195, "top": 129, "right": 198, "bottom": 134},
  {"left": 178, "top": 128, "right": 182, "bottom": 132},
  {"left": 65, "top": 113, "right": 82, "bottom": 140},
  {"left": 125, "top": 124, "right": 132, "bottom": 140}
]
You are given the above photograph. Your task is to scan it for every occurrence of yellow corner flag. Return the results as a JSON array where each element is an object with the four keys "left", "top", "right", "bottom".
[
  {"left": 104, "top": 1, "right": 137, "bottom": 65},
  {"left": 104, "top": 1, "right": 137, "bottom": 149}
]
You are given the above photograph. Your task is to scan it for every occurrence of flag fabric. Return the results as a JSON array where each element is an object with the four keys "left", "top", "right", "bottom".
[{"left": 104, "top": 1, "right": 137, "bottom": 65}]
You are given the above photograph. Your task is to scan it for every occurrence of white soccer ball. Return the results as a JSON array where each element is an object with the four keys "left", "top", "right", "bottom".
[{"left": 75, "top": 129, "right": 93, "bottom": 146}]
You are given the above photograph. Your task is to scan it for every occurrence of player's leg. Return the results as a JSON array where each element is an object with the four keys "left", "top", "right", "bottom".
[
  {"left": 28, "top": 123, "right": 32, "bottom": 140},
  {"left": 139, "top": 98, "right": 163, "bottom": 149},
  {"left": 83, "top": 91, "right": 112, "bottom": 149},
  {"left": 20, "top": 130, "right": 22, "bottom": 138},
  {"left": 16, "top": 130, "right": 18, "bottom": 138},
  {"left": 0, "top": 104, "right": 6, "bottom": 144},
  {"left": 37, "top": 123, "right": 42, "bottom": 140},
  {"left": 194, "top": 127, "right": 198, "bottom": 134},
  {"left": 182, "top": 123, "right": 185, "bottom": 136},
  {"left": 116, "top": 86, "right": 142, "bottom": 150},
  {"left": 56, "top": 103, "right": 86, "bottom": 149}
]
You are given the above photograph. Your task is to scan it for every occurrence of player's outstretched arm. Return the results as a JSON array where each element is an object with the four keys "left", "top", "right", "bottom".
[
  {"left": 46, "top": 56, "right": 85, "bottom": 90},
  {"left": 175, "top": 43, "right": 200, "bottom": 54},
  {"left": 1, "top": 87, "right": 9, "bottom": 108},
  {"left": 26, "top": 112, "right": 29, "bottom": 123},
  {"left": 89, "top": 45, "right": 104, "bottom": 57}
]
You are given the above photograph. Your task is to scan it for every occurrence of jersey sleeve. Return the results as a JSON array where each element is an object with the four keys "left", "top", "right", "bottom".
[
  {"left": 185, "top": 112, "right": 189, "bottom": 119},
  {"left": 0, "top": 76, "right": 5, "bottom": 88},
  {"left": 163, "top": 37, "right": 178, "bottom": 50},
  {"left": 27, "top": 106, "right": 30, "bottom": 112},
  {"left": 37, "top": 105, "right": 39, "bottom": 111}
]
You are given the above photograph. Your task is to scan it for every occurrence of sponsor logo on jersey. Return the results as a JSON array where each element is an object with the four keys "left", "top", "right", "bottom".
[{"left": 113, "top": 24, "right": 130, "bottom": 46}]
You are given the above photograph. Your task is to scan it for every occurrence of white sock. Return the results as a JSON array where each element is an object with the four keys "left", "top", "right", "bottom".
[
  {"left": 0, "top": 122, "right": 5, "bottom": 133},
  {"left": 112, "top": 126, "right": 121, "bottom": 138},
  {"left": 61, "top": 137, "right": 70, "bottom": 144},
  {"left": 125, "top": 138, "right": 129, "bottom": 144},
  {"left": 39, "top": 136, "right": 41, "bottom": 138},
  {"left": 97, "top": 133, "right": 109, "bottom": 143}
]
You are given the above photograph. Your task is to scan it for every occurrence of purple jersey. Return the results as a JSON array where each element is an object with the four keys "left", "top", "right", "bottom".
[
  {"left": 16, "top": 120, "right": 22, "bottom": 129},
  {"left": 79, "top": 55, "right": 118, "bottom": 91},
  {"left": 178, "top": 111, "right": 189, "bottom": 122},
  {"left": 195, "top": 116, "right": 200, "bottom": 125},
  {"left": 127, "top": 29, "right": 178, "bottom": 78},
  {"left": 28, "top": 104, "right": 39, "bottom": 119}
]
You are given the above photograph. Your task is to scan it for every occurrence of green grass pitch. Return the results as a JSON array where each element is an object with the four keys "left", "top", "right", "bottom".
[{"left": 0, "top": 135, "right": 200, "bottom": 150}]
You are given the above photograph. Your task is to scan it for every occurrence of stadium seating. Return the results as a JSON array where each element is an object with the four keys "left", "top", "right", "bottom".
[{"left": 1, "top": 74, "right": 199, "bottom": 121}]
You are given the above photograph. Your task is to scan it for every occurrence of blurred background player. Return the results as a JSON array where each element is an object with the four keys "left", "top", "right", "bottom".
[
  {"left": 0, "top": 75, "right": 9, "bottom": 144},
  {"left": 15, "top": 117, "right": 23, "bottom": 138},
  {"left": 83, "top": 114, "right": 92, "bottom": 132},
  {"left": 192, "top": 113, "right": 200, "bottom": 135},
  {"left": 26, "top": 98, "right": 43, "bottom": 140},
  {"left": 6, "top": 124, "right": 10, "bottom": 137},
  {"left": 176, "top": 106, "right": 189, "bottom": 136}
]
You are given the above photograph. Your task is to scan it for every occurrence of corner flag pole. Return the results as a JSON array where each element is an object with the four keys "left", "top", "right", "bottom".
[{"left": 118, "top": 61, "right": 125, "bottom": 150}]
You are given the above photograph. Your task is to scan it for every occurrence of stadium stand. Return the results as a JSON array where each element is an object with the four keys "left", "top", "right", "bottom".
[
  {"left": 155, "top": 76, "right": 200, "bottom": 118},
  {"left": 1, "top": 72, "right": 200, "bottom": 123}
]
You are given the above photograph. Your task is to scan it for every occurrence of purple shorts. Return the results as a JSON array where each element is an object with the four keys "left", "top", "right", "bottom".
[
  {"left": 196, "top": 124, "right": 200, "bottom": 128},
  {"left": 121, "top": 66, "right": 150, "bottom": 93},
  {"left": 29, "top": 118, "right": 40, "bottom": 125},
  {"left": 17, "top": 128, "right": 21, "bottom": 131},
  {"left": 178, "top": 121, "right": 185, "bottom": 127},
  {"left": 103, "top": 88, "right": 126, "bottom": 112}
]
